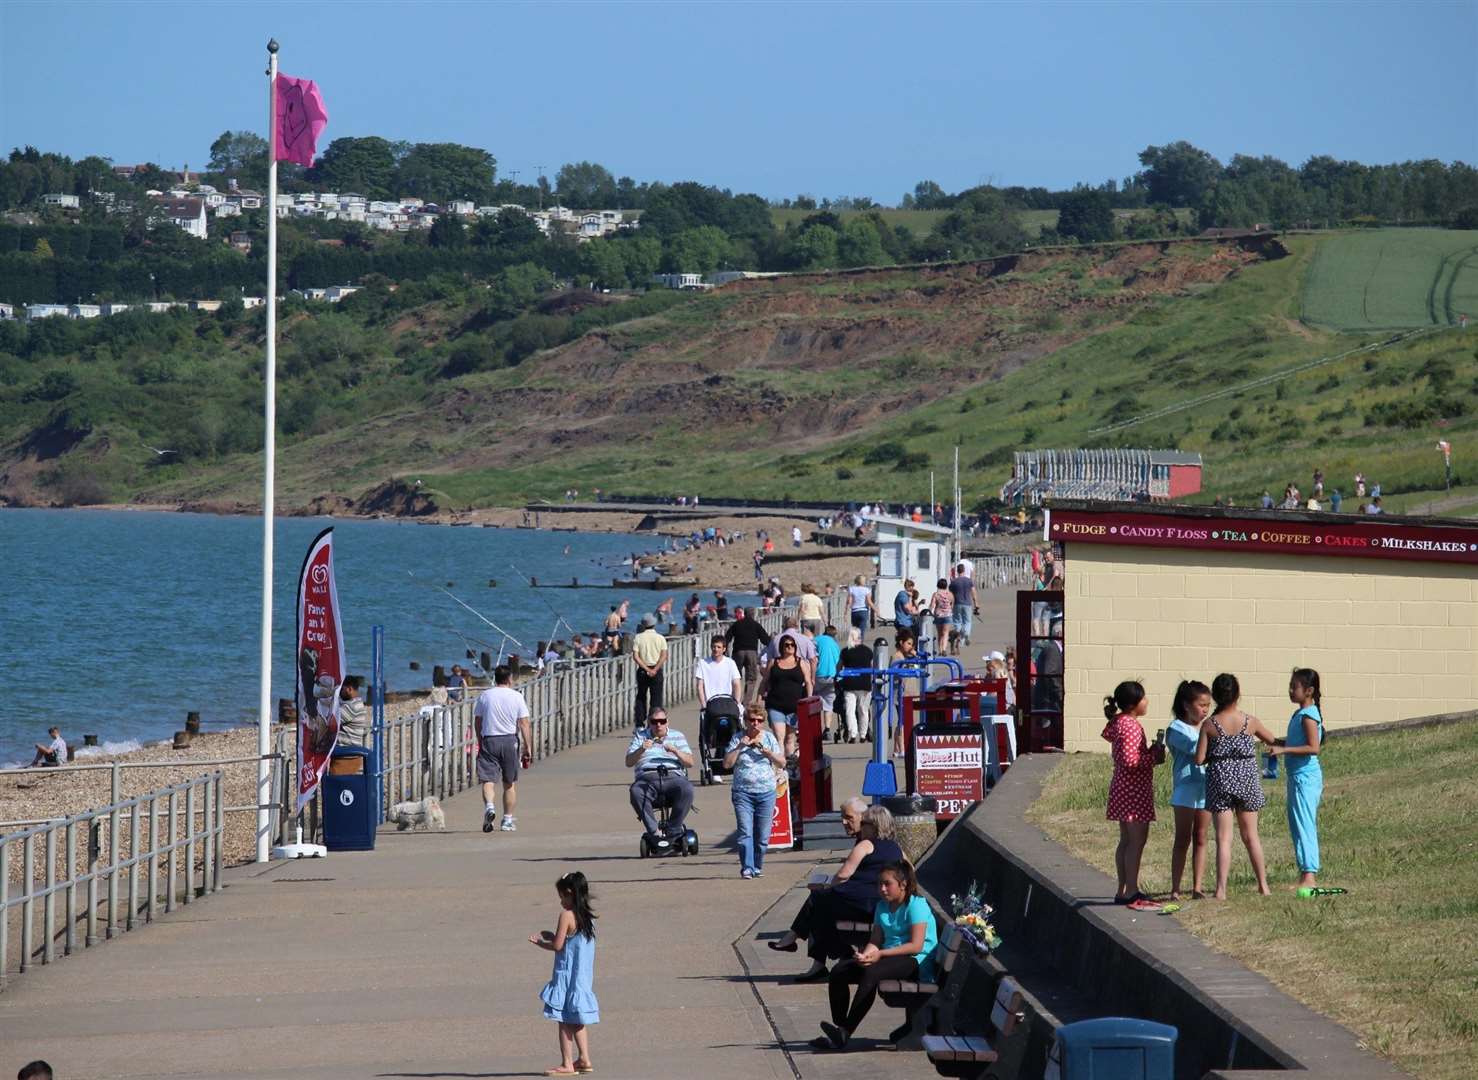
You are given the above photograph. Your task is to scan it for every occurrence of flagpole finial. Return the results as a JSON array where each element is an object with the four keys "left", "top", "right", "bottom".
[{"left": 267, "top": 38, "right": 279, "bottom": 54}]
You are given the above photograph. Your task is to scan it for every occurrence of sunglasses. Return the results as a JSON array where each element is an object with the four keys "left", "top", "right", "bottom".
[{"left": 650, "top": 716, "right": 669, "bottom": 724}]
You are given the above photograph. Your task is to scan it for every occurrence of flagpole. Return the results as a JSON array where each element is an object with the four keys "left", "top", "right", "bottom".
[{"left": 257, "top": 38, "right": 280, "bottom": 863}]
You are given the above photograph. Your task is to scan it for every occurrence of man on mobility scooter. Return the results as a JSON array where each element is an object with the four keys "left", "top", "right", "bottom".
[
  {"left": 696, "top": 635, "right": 744, "bottom": 785},
  {"left": 625, "top": 708, "right": 698, "bottom": 856}
]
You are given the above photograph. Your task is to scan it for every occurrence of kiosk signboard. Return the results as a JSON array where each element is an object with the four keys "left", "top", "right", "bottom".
[{"left": 915, "top": 732, "right": 983, "bottom": 820}]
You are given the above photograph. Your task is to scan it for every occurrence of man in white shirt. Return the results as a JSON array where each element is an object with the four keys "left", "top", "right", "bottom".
[
  {"left": 696, "top": 636, "right": 743, "bottom": 708},
  {"left": 473, "top": 665, "right": 533, "bottom": 833},
  {"left": 30, "top": 726, "right": 66, "bottom": 767}
]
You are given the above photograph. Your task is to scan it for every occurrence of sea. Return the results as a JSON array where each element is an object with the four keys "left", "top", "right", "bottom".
[{"left": 0, "top": 508, "right": 734, "bottom": 767}]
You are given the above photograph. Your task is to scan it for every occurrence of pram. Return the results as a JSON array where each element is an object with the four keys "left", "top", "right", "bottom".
[{"left": 697, "top": 694, "right": 744, "bottom": 786}]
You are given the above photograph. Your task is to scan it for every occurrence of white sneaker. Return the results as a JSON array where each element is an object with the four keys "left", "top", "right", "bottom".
[
  {"left": 482, "top": 807, "right": 496, "bottom": 833},
  {"left": 714, "top": 774, "right": 726, "bottom": 784},
  {"left": 500, "top": 816, "right": 517, "bottom": 832}
]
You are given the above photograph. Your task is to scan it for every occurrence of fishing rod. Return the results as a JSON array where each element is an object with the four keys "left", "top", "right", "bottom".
[
  {"left": 406, "top": 571, "right": 527, "bottom": 649},
  {"left": 507, "top": 563, "right": 582, "bottom": 639}
]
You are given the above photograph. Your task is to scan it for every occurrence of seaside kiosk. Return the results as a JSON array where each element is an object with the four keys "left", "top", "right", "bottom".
[
  {"left": 868, "top": 513, "right": 954, "bottom": 619},
  {"left": 1034, "top": 500, "right": 1478, "bottom": 752}
]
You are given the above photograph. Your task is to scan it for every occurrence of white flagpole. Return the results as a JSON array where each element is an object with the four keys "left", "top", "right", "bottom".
[{"left": 256, "top": 39, "right": 280, "bottom": 863}]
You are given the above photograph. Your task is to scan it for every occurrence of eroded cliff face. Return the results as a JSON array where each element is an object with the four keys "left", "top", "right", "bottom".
[{"left": 1, "top": 240, "right": 1273, "bottom": 510}]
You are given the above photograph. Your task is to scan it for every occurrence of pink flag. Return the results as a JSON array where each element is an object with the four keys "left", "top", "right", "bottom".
[{"left": 274, "top": 73, "right": 329, "bottom": 167}]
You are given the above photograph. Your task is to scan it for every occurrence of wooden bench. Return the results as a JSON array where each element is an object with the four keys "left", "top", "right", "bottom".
[
  {"left": 878, "top": 924, "right": 965, "bottom": 1048},
  {"left": 922, "top": 976, "right": 1025, "bottom": 1078}
]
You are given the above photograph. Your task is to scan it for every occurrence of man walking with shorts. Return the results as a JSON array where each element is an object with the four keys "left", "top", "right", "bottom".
[{"left": 475, "top": 664, "right": 534, "bottom": 833}]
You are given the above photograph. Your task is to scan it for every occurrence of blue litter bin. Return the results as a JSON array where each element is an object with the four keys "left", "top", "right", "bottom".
[
  {"left": 322, "top": 746, "right": 377, "bottom": 851},
  {"left": 1048, "top": 1018, "right": 1177, "bottom": 1080}
]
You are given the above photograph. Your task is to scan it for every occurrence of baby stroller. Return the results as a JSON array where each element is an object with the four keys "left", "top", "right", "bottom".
[
  {"left": 698, "top": 695, "right": 744, "bottom": 786},
  {"left": 638, "top": 764, "right": 699, "bottom": 858}
]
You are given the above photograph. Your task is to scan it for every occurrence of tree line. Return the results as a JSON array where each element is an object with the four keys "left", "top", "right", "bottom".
[{"left": 2, "top": 138, "right": 1475, "bottom": 304}]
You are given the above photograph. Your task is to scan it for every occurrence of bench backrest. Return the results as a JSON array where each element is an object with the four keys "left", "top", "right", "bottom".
[
  {"left": 937, "top": 922, "right": 966, "bottom": 975},
  {"left": 990, "top": 977, "right": 1024, "bottom": 1036}
]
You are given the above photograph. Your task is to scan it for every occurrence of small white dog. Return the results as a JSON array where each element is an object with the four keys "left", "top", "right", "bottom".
[{"left": 388, "top": 797, "right": 446, "bottom": 831}]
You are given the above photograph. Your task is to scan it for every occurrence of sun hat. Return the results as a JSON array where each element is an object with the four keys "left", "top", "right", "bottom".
[{"left": 640, "top": 614, "right": 657, "bottom": 628}]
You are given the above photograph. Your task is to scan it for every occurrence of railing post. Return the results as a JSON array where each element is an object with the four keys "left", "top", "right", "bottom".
[
  {"left": 146, "top": 796, "right": 158, "bottom": 922},
  {"left": 43, "top": 826, "right": 57, "bottom": 964},
  {"left": 126, "top": 802, "right": 140, "bottom": 931},
  {"left": 107, "top": 762, "right": 120, "bottom": 938},
  {"left": 64, "top": 821, "right": 77, "bottom": 956},
  {"left": 184, "top": 784, "right": 197, "bottom": 905},
  {"left": 214, "top": 773, "right": 225, "bottom": 893},
  {"left": 20, "top": 833, "right": 35, "bottom": 973},
  {"left": 85, "top": 815, "right": 100, "bottom": 946},
  {"left": 166, "top": 790, "right": 178, "bottom": 914},
  {"left": 0, "top": 841, "right": 10, "bottom": 988}
]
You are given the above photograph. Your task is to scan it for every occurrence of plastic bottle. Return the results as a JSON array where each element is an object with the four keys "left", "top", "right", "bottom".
[{"left": 1297, "top": 886, "right": 1347, "bottom": 898}]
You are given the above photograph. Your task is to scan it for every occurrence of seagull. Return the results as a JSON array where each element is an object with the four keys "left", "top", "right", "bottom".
[{"left": 144, "top": 445, "right": 177, "bottom": 456}]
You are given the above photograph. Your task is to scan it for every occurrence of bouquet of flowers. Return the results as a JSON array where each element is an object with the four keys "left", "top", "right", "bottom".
[{"left": 949, "top": 881, "right": 1001, "bottom": 952}]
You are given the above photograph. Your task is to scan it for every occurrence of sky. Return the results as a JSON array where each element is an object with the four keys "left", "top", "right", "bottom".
[{"left": 2, "top": 0, "right": 1474, "bottom": 203}]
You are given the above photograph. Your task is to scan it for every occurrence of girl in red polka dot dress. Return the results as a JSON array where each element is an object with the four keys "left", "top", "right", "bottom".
[{"left": 1102, "top": 681, "right": 1165, "bottom": 910}]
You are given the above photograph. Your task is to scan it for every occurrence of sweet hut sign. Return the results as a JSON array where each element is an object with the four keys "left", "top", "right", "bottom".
[{"left": 1049, "top": 510, "right": 1478, "bottom": 566}]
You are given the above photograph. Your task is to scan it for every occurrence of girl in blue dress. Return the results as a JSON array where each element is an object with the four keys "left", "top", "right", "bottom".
[
  {"left": 1267, "top": 668, "right": 1324, "bottom": 889},
  {"left": 531, "top": 871, "right": 599, "bottom": 1076},
  {"left": 1166, "top": 680, "right": 1211, "bottom": 900}
]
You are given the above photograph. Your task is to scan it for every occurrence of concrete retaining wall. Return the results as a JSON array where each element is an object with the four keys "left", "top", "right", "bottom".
[{"left": 916, "top": 754, "right": 1408, "bottom": 1080}]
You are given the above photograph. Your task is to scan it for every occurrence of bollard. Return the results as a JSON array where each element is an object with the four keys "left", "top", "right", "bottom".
[
  {"left": 173, "top": 731, "right": 192, "bottom": 749},
  {"left": 185, "top": 711, "right": 202, "bottom": 735}
]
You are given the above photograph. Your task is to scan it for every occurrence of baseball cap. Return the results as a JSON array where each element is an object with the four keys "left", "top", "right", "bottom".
[
  {"left": 640, "top": 614, "right": 656, "bottom": 628},
  {"left": 986, "top": 650, "right": 1006, "bottom": 662}
]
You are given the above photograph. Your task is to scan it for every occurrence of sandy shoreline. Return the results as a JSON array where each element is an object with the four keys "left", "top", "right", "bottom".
[{"left": 1, "top": 696, "right": 432, "bottom": 869}]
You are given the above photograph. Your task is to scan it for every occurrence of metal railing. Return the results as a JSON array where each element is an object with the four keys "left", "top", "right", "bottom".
[
  {"left": 366, "top": 593, "right": 849, "bottom": 818},
  {"left": 1, "top": 770, "right": 225, "bottom": 990}
]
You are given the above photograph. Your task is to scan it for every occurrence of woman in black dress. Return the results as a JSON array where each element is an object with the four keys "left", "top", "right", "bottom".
[{"left": 765, "top": 803, "right": 901, "bottom": 981}]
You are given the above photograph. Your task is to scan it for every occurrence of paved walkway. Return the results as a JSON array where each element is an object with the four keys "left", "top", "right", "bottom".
[{"left": 1, "top": 729, "right": 946, "bottom": 1080}]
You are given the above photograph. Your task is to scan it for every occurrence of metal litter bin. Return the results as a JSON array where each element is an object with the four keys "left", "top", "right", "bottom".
[
  {"left": 322, "top": 746, "right": 377, "bottom": 851},
  {"left": 1047, "top": 1018, "right": 1177, "bottom": 1080}
]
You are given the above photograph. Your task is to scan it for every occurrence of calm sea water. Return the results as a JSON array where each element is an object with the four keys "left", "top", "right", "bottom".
[{"left": 0, "top": 509, "right": 720, "bottom": 766}]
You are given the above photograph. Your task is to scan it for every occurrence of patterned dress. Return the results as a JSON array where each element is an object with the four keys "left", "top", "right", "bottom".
[
  {"left": 1103, "top": 714, "right": 1156, "bottom": 822},
  {"left": 1204, "top": 712, "right": 1266, "bottom": 813}
]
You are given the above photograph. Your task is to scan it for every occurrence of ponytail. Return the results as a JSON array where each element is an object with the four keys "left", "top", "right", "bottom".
[
  {"left": 881, "top": 859, "right": 919, "bottom": 899},
  {"left": 1291, "top": 667, "right": 1322, "bottom": 712},
  {"left": 1172, "top": 679, "right": 1210, "bottom": 721},
  {"left": 1103, "top": 680, "right": 1146, "bottom": 721},
  {"left": 1211, "top": 672, "right": 1240, "bottom": 710}
]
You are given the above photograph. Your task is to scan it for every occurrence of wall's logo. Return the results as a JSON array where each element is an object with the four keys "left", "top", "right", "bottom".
[
  {"left": 338, "top": 789, "right": 354, "bottom": 807},
  {"left": 311, "top": 564, "right": 329, "bottom": 586}
]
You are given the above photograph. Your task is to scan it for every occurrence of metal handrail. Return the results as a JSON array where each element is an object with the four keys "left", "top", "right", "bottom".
[
  {"left": 1, "top": 770, "right": 226, "bottom": 990},
  {"left": 356, "top": 594, "right": 850, "bottom": 825}
]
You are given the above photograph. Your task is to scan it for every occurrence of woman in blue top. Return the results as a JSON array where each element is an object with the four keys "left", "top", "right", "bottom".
[
  {"left": 1266, "top": 668, "right": 1324, "bottom": 888},
  {"left": 1166, "top": 680, "right": 1211, "bottom": 900},
  {"left": 813, "top": 860, "right": 936, "bottom": 1051},
  {"left": 723, "top": 706, "right": 788, "bottom": 879}
]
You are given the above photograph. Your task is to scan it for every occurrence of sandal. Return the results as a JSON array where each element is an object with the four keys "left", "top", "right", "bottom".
[
  {"left": 575, "top": 1063, "right": 595, "bottom": 1075},
  {"left": 545, "top": 1069, "right": 578, "bottom": 1077},
  {"left": 1127, "top": 897, "right": 1162, "bottom": 912}
]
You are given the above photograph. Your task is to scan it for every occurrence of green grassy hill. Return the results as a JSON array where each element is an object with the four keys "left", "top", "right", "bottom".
[{"left": 2, "top": 230, "right": 1475, "bottom": 514}]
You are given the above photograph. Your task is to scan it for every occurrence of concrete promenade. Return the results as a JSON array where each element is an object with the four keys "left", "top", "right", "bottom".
[{"left": 1, "top": 728, "right": 945, "bottom": 1079}]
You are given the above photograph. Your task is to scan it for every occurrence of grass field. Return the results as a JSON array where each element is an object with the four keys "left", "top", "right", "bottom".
[
  {"left": 768, "top": 207, "right": 949, "bottom": 234},
  {"left": 1301, "top": 228, "right": 1478, "bottom": 331},
  {"left": 1027, "top": 721, "right": 1478, "bottom": 1080}
]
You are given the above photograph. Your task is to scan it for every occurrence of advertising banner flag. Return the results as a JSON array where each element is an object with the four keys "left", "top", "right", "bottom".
[
  {"left": 295, "top": 526, "right": 346, "bottom": 810},
  {"left": 767, "top": 774, "right": 795, "bottom": 850}
]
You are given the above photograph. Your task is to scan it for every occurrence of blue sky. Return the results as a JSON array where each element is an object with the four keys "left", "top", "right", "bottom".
[{"left": 2, "top": 1, "right": 1474, "bottom": 202}]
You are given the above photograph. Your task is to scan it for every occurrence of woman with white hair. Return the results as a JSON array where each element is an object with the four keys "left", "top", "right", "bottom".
[
  {"left": 837, "top": 628, "right": 875, "bottom": 744},
  {"left": 765, "top": 801, "right": 901, "bottom": 982}
]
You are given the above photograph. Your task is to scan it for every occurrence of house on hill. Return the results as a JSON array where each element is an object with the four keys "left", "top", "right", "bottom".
[{"left": 153, "top": 196, "right": 208, "bottom": 239}]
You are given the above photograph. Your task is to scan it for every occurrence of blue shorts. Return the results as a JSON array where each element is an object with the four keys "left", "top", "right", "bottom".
[{"left": 767, "top": 709, "right": 797, "bottom": 728}]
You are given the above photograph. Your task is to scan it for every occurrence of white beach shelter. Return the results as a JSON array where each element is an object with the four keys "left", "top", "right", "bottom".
[{"left": 866, "top": 513, "right": 954, "bottom": 619}]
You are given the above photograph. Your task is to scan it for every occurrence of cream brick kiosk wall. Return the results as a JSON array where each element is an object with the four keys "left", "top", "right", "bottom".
[{"left": 1050, "top": 505, "right": 1477, "bottom": 753}]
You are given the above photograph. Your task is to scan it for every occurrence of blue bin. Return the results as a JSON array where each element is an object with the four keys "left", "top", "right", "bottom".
[
  {"left": 322, "top": 746, "right": 378, "bottom": 851},
  {"left": 1049, "top": 1018, "right": 1177, "bottom": 1080}
]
